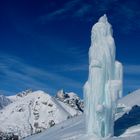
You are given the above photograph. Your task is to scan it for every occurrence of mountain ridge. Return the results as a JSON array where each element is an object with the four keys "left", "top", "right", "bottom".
[{"left": 0, "top": 89, "right": 83, "bottom": 139}]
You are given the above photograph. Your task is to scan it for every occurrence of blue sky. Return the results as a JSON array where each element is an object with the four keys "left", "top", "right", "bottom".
[{"left": 0, "top": 0, "right": 140, "bottom": 97}]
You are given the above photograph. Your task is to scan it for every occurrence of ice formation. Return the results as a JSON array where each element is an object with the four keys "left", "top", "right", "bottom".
[{"left": 84, "top": 14, "right": 123, "bottom": 138}]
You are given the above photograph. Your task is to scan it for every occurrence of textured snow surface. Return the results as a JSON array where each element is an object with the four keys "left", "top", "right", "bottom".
[
  {"left": 24, "top": 89, "right": 140, "bottom": 140},
  {"left": 0, "top": 90, "right": 80, "bottom": 139}
]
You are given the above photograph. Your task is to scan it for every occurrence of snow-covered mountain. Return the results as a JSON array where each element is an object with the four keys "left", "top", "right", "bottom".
[
  {"left": 0, "top": 95, "right": 12, "bottom": 110},
  {"left": 0, "top": 90, "right": 83, "bottom": 139},
  {"left": 24, "top": 89, "right": 140, "bottom": 140},
  {"left": 56, "top": 89, "right": 84, "bottom": 112}
]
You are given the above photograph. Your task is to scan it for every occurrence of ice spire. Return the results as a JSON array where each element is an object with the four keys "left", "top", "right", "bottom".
[
  {"left": 84, "top": 15, "right": 123, "bottom": 138},
  {"left": 98, "top": 14, "right": 107, "bottom": 23}
]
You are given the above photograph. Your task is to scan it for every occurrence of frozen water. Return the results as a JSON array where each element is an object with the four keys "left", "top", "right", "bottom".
[{"left": 84, "top": 14, "right": 123, "bottom": 138}]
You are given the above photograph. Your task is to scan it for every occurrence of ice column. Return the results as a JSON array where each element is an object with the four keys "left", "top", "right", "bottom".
[{"left": 84, "top": 14, "right": 123, "bottom": 138}]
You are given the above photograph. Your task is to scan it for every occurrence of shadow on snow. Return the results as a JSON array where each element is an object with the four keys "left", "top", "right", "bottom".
[{"left": 114, "top": 105, "right": 140, "bottom": 136}]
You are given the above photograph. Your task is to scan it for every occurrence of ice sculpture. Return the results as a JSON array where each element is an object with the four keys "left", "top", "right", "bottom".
[{"left": 84, "top": 14, "right": 123, "bottom": 138}]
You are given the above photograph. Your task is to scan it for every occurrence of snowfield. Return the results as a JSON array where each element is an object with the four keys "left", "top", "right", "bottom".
[{"left": 24, "top": 89, "right": 140, "bottom": 140}]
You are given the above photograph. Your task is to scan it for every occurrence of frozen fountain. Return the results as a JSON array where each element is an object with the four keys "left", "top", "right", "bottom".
[{"left": 84, "top": 15, "right": 123, "bottom": 138}]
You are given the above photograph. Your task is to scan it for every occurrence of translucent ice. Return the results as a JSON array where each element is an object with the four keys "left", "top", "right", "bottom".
[{"left": 84, "top": 14, "right": 123, "bottom": 138}]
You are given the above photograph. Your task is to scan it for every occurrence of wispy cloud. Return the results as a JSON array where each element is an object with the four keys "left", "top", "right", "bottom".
[
  {"left": 124, "top": 65, "right": 140, "bottom": 75},
  {"left": 40, "top": 0, "right": 81, "bottom": 21},
  {"left": 110, "top": 0, "right": 140, "bottom": 34},
  {"left": 49, "top": 64, "right": 88, "bottom": 72},
  {"left": 123, "top": 64, "right": 140, "bottom": 93},
  {"left": 73, "top": 4, "right": 92, "bottom": 18},
  {"left": 39, "top": 0, "right": 97, "bottom": 22},
  {"left": 124, "top": 79, "right": 140, "bottom": 88},
  {"left": 124, "top": 78, "right": 140, "bottom": 93},
  {"left": 39, "top": 0, "right": 115, "bottom": 22},
  {"left": 45, "top": 45, "right": 88, "bottom": 72},
  {"left": 0, "top": 54, "right": 83, "bottom": 95},
  {"left": 39, "top": 0, "right": 140, "bottom": 34}
]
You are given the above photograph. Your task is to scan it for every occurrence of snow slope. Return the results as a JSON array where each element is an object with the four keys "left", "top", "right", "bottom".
[
  {"left": 24, "top": 89, "right": 140, "bottom": 140},
  {"left": 119, "top": 89, "right": 140, "bottom": 107},
  {"left": 0, "top": 90, "right": 80, "bottom": 139}
]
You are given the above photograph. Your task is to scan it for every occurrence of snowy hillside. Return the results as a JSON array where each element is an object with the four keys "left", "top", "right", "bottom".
[
  {"left": 119, "top": 89, "right": 140, "bottom": 107},
  {"left": 24, "top": 89, "right": 140, "bottom": 140},
  {"left": 0, "top": 90, "right": 82, "bottom": 139}
]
